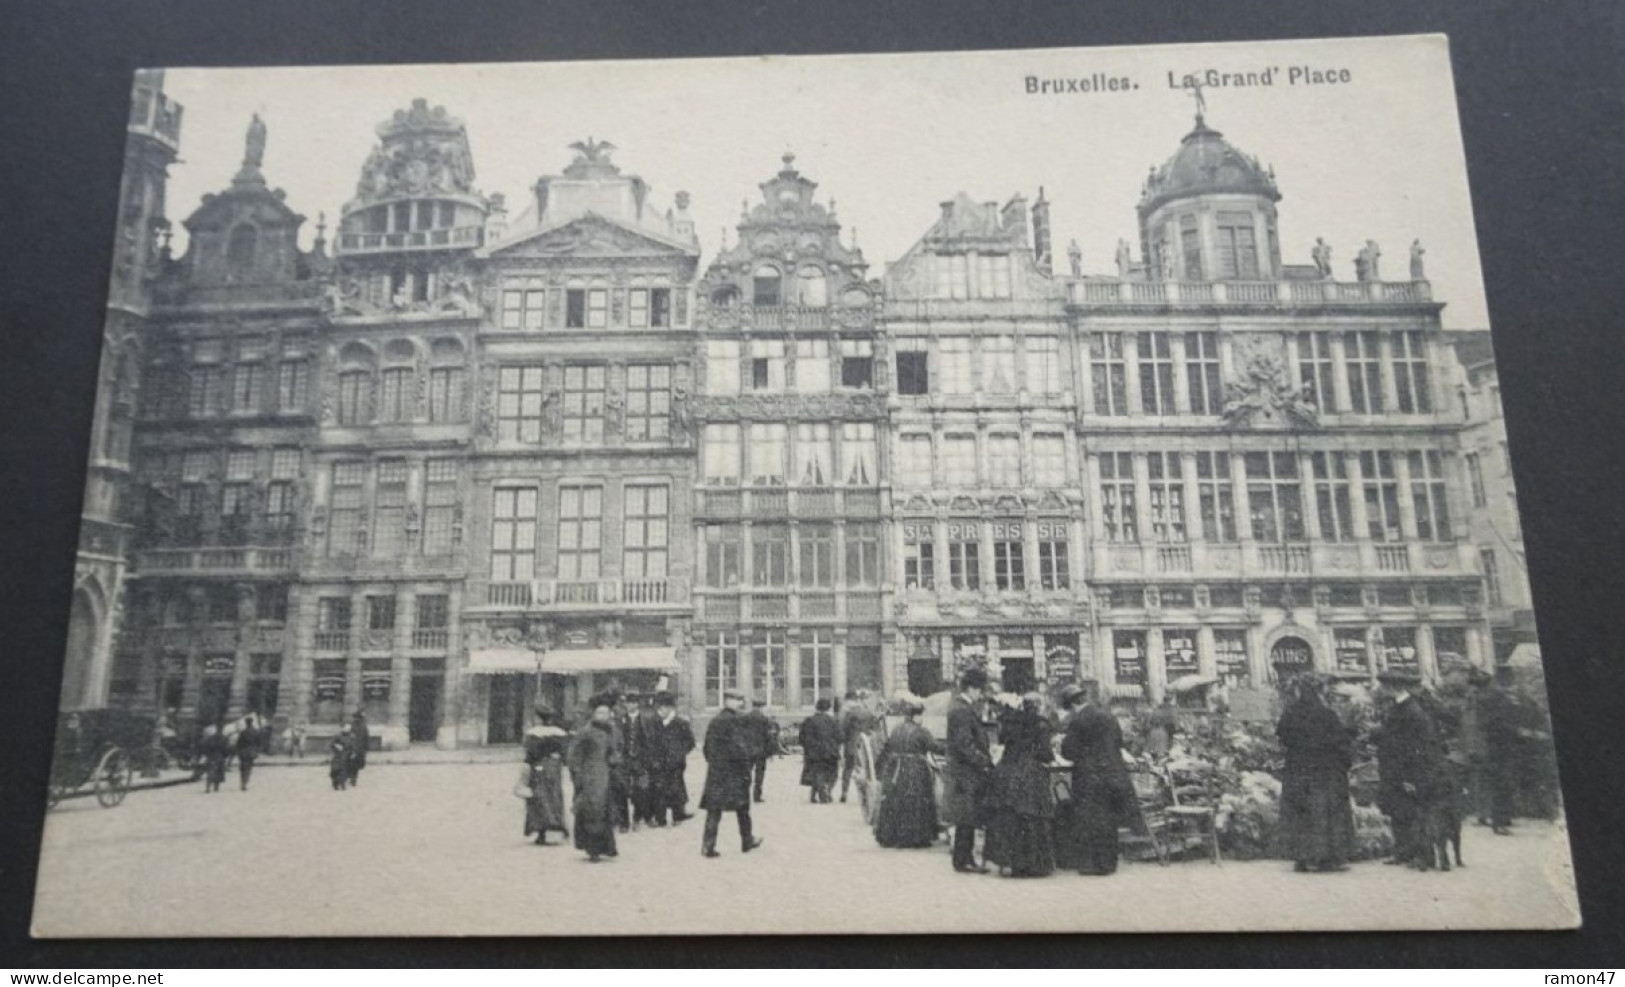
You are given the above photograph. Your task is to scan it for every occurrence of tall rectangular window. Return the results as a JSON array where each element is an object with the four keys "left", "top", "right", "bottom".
[
  {"left": 749, "top": 340, "right": 785, "bottom": 391},
  {"left": 1245, "top": 451, "right": 1305, "bottom": 542},
  {"left": 704, "top": 524, "right": 742, "bottom": 587},
  {"left": 987, "top": 434, "right": 1022, "bottom": 487},
  {"left": 1037, "top": 519, "right": 1070, "bottom": 590},
  {"left": 992, "top": 521, "right": 1025, "bottom": 591},
  {"left": 336, "top": 371, "right": 369, "bottom": 426},
  {"left": 846, "top": 522, "right": 881, "bottom": 587},
  {"left": 427, "top": 367, "right": 463, "bottom": 423},
  {"left": 1180, "top": 214, "right": 1202, "bottom": 280},
  {"left": 1033, "top": 433, "right": 1067, "bottom": 487},
  {"left": 1311, "top": 452, "right": 1355, "bottom": 542},
  {"left": 188, "top": 364, "right": 223, "bottom": 417},
  {"left": 841, "top": 423, "right": 877, "bottom": 485},
  {"left": 277, "top": 361, "right": 309, "bottom": 413},
  {"left": 1196, "top": 451, "right": 1236, "bottom": 542},
  {"left": 748, "top": 423, "right": 788, "bottom": 485},
  {"left": 1215, "top": 212, "right": 1260, "bottom": 279},
  {"left": 1465, "top": 452, "right": 1487, "bottom": 508},
  {"left": 372, "top": 459, "right": 409, "bottom": 558},
  {"left": 702, "top": 424, "right": 742, "bottom": 485},
  {"left": 328, "top": 461, "right": 365, "bottom": 557},
  {"left": 1480, "top": 548, "right": 1503, "bottom": 607},
  {"left": 265, "top": 448, "right": 299, "bottom": 535},
  {"left": 705, "top": 632, "right": 741, "bottom": 709},
  {"left": 947, "top": 521, "right": 980, "bottom": 590},
  {"left": 751, "top": 633, "right": 787, "bottom": 708},
  {"left": 1344, "top": 331, "right": 1384, "bottom": 414},
  {"left": 799, "top": 631, "right": 833, "bottom": 709},
  {"left": 898, "top": 435, "right": 933, "bottom": 486},
  {"left": 421, "top": 459, "right": 458, "bottom": 555},
  {"left": 1138, "top": 332, "right": 1175, "bottom": 415},
  {"left": 839, "top": 338, "right": 873, "bottom": 389},
  {"left": 1147, "top": 451, "right": 1186, "bottom": 543},
  {"left": 625, "top": 364, "right": 671, "bottom": 441},
  {"left": 982, "top": 337, "right": 1017, "bottom": 393},
  {"left": 1409, "top": 450, "right": 1452, "bottom": 541},
  {"left": 795, "top": 423, "right": 833, "bottom": 486},
  {"left": 317, "top": 598, "right": 351, "bottom": 638},
  {"left": 1360, "top": 451, "right": 1402, "bottom": 542},
  {"left": 628, "top": 288, "right": 649, "bottom": 329},
  {"left": 557, "top": 485, "right": 603, "bottom": 580},
  {"left": 1392, "top": 330, "right": 1433, "bottom": 413},
  {"left": 1185, "top": 331, "right": 1222, "bottom": 415},
  {"left": 501, "top": 282, "right": 545, "bottom": 330},
  {"left": 1024, "top": 336, "right": 1062, "bottom": 394},
  {"left": 414, "top": 594, "right": 449, "bottom": 644},
  {"left": 1100, "top": 452, "right": 1138, "bottom": 543},
  {"left": 706, "top": 340, "right": 741, "bottom": 395},
  {"left": 367, "top": 595, "right": 396, "bottom": 633},
  {"left": 256, "top": 584, "right": 288, "bottom": 624},
  {"left": 379, "top": 367, "right": 413, "bottom": 423},
  {"left": 649, "top": 288, "right": 672, "bottom": 328},
  {"left": 941, "top": 435, "right": 977, "bottom": 487},
  {"left": 895, "top": 338, "right": 929, "bottom": 395},
  {"left": 565, "top": 288, "right": 607, "bottom": 329},
  {"left": 938, "top": 337, "right": 974, "bottom": 394},
  {"left": 497, "top": 366, "right": 546, "bottom": 443},
  {"left": 903, "top": 524, "right": 935, "bottom": 590},
  {"left": 752, "top": 525, "right": 789, "bottom": 586},
  {"left": 799, "top": 524, "right": 834, "bottom": 588},
  {"left": 561, "top": 365, "right": 605, "bottom": 443},
  {"left": 1091, "top": 333, "right": 1128, "bottom": 415},
  {"left": 794, "top": 338, "right": 831, "bottom": 393},
  {"left": 1295, "top": 333, "right": 1337, "bottom": 413},
  {"left": 231, "top": 363, "right": 262, "bottom": 413},
  {"left": 490, "top": 487, "right": 537, "bottom": 582},
  {"left": 623, "top": 484, "right": 668, "bottom": 579}
]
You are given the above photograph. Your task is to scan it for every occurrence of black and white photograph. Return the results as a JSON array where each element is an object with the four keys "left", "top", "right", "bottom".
[{"left": 29, "top": 33, "right": 1580, "bottom": 937}]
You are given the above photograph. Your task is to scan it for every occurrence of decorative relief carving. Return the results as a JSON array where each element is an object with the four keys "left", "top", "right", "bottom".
[
  {"left": 692, "top": 391, "right": 886, "bottom": 422},
  {"left": 1222, "top": 335, "right": 1319, "bottom": 430}
]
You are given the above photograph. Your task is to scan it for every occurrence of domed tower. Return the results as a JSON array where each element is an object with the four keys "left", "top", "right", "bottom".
[
  {"left": 1137, "top": 112, "right": 1282, "bottom": 282},
  {"left": 334, "top": 99, "right": 488, "bottom": 309}
]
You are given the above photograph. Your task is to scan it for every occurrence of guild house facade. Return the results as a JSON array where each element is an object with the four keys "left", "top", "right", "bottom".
[{"left": 74, "top": 78, "right": 1511, "bottom": 745}]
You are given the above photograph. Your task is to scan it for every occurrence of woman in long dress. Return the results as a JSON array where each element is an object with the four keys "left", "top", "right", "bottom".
[
  {"left": 566, "top": 697, "right": 619, "bottom": 862},
  {"left": 985, "top": 694, "right": 1059, "bottom": 878},
  {"left": 523, "top": 710, "right": 570, "bottom": 846},
  {"left": 873, "top": 700, "right": 944, "bottom": 848},
  {"left": 1276, "top": 675, "right": 1355, "bottom": 872}
]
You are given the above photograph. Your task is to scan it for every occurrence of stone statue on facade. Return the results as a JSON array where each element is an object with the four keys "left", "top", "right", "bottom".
[
  {"left": 1067, "top": 240, "right": 1082, "bottom": 277},
  {"left": 1355, "top": 240, "right": 1381, "bottom": 282},
  {"left": 1311, "top": 237, "right": 1332, "bottom": 278},
  {"left": 1409, "top": 239, "right": 1426, "bottom": 281},
  {"left": 1115, "top": 238, "right": 1133, "bottom": 278},
  {"left": 1157, "top": 242, "right": 1175, "bottom": 281},
  {"left": 243, "top": 113, "right": 267, "bottom": 171}
]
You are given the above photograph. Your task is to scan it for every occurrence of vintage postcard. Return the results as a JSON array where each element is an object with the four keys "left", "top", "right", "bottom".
[{"left": 35, "top": 34, "right": 1579, "bottom": 936}]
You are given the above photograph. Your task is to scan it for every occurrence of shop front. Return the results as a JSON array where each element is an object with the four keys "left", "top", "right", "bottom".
[{"left": 465, "top": 645, "right": 681, "bottom": 744}]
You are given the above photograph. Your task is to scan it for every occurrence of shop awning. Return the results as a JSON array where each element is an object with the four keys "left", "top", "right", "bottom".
[
  {"left": 540, "top": 647, "right": 681, "bottom": 674},
  {"left": 466, "top": 648, "right": 541, "bottom": 674}
]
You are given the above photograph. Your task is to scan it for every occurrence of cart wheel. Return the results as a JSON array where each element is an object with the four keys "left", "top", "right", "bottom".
[
  {"left": 857, "top": 733, "right": 881, "bottom": 826},
  {"left": 94, "top": 748, "right": 132, "bottom": 808}
]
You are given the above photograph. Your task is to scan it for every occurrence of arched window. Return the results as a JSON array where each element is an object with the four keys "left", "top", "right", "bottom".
[
  {"left": 336, "top": 343, "right": 376, "bottom": 426},
  {"left": 427, "top": 338, "right": 466, "bottom": 423},
  {"left": 378, "top": 340, "right": 417, "bottom": 423},
  {"left": 796, "top": 266, "right": 827, "bottom": 308},
  {"left": 226, "top": 224, "right": 258, "bottom": 280}
]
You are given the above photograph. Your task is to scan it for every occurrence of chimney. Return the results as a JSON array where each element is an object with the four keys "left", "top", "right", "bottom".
[
  {"left": 939, "top": 200, "right": 955, "bottom": 225},
  {"left": 1031, "top": 187, "right": 1053, "bottom": 276},
  {"left": 1001, "top": 194, "right": 1029, "bottom": 241},
  {"left": 484, "top": 192, "right": 508, "bottom": 246}
]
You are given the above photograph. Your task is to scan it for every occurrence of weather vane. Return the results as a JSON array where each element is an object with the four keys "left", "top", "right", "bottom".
[{"left": 1187, "top": 79, "right": 1208, "bottom": 122}]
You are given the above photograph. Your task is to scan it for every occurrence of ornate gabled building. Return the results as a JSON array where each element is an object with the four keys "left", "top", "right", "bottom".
[
  {"left": 65, "top": 70, "right": 183, "bottom": 711},
  {"left": 691, "top": 154, "right": 886, "bottom": 712},
  {"left": 119, "top": 111, "right": 330, "bottom": 729},
  {"left": 882, "top": 190, "right": 1084, "bottom": 698},
  {"left": 461, "top": 139, "right": 701, "bottom": 740},
  {"left": 1064, "top": 112, "right": 1485, "bottom": 703}
]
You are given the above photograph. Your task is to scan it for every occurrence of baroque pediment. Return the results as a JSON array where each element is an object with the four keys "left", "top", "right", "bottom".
[{"left": 489, "top": 214, "right": 697, "bottom": 260}]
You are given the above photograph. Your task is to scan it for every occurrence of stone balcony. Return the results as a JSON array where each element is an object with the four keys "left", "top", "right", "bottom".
[
  {"left": 481, "top": 577, "right": 689, "bottom": 611},
  {"left": 694, "top": 588, "right": 885, "bottom": 623},
  {"left": 336, "top": 225, "right": 484, "bottom": 255},
  {"left": 1089, "top": 540, "right": 1475, "bottom": 580},
  {"left": 694, "top": 486, "right": 883, "bottom": 519},
  {"left": 1066, "top": 278, "right": 1433, "bottom": 309},
  {"left": 135, "top": 546, "right": 296, "bottom": 577},
  {"left": 702, "top": 303, "right": 875, "bottom": 332}
]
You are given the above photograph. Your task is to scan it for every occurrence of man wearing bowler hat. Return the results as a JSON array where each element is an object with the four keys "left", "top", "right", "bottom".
[
  {"left": 698, "top": 688, "right": 764, "bottom": 858},
  {"left": 1060, "top": 681, "right": 1132, "bottom": 875},
  {"left": 1375, "top": 670, "right": 1440, "bottom": 868},
  {"left": 943, "top": 668, "right": 994, "bottom": 873}
]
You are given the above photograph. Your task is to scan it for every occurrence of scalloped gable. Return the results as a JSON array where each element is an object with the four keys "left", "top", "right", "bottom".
[
  {"left": 183, "top": 183, "right": 303, "bottom": 234},
  {"left": 482, "top": 211, "right": 699, "bottom": 261}
]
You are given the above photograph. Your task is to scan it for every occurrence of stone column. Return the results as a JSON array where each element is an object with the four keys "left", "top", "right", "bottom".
[
  {"left": 1330, "top": 332, "right": 1352, "bottom": 414},
  {"left": 228, "top": 582, "right": 255, "bottom": 717},
  {"left": 1378, "top": 331, "right": 1400, "bottom": 414},
  {"left": 1417, "top": 623, "right": 1439, "bottom": 684},
  {"left": 1347, "top": 449, "right": 1371, "bottom": 540},
  {"left": 1146, "top": 625, "right": 1167, "bottom": 703},
  {"left": 1197, "top": 625, "right": 1218, "bottom": 681},
  {"left": 1394, "top": 449, "right": 1419, "bottom": 541}
]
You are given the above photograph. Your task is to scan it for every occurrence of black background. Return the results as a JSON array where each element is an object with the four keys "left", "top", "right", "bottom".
[{"left": 2, "top": 0, "right": 1623, "bottom": 968}]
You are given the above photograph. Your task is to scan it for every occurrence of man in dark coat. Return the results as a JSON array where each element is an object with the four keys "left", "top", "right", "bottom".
[
  {"left": 944, "top": 668, "right": 994, "bottom": 873},
  {"left": 839, "top": 691, "right": 881, "bottom": 804},
  {"left": 798, "top": 698, "right": 842, "bottom": 803},
  {"left": 629, "top": 694, "right": 662, "bottom": 825},
  {"left": 235, "top": 715, "right": 262, "bottom": 792},
  {"left": 1059, "top": 681, "right": 1132, "bottom": 876},
  {"left": 1276, "top": 676, "right": 1355, "bottom": 872},
  {"left": 744, "top": 698, "right": 775, "bottom": 803},
  {"left": 347, "top": 710, "right": 369, "bottom": 787},
  {"left": 639, "top": 691, "right": 696, "bottom": 826},
  {"left": 1375, "top": 672, "right": 1441, "bottom": 868},
  {"left": 699, "top": 689, "right": 764, "bottom": 857}
]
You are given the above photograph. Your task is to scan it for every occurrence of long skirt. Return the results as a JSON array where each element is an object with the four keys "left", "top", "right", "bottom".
[
  {"left": 1056, "top": 779, "right": 1125, "bottom": 874},
  {"left": 874, "top": 756, "right": 939, "bottom": 848},
  {"left": 525, "top": 758, "right": 568, "bottom": 837},
  {"left": 573, "top": 797, "right": 618, "bottom": 857},
  {"left": 1278, "top": 766, "right": 1354, "bottom": 866},
  {"left": 800, "top": 757, "right": 838, "bottom": 791},
  {"left": 986, "top": 809, "right": 1057, "bottom": 877}
]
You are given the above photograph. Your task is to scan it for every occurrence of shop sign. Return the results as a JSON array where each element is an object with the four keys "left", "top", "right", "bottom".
[
  {"left": 361, "top": 671, "right": 391, "bottom": 700},
  {"left": 1045, "top": 644, "right": 1078, "bottom": 685},
  {"left": 314, "top": 674, "right": 345, "bottom": 701},
  {"left": 1114, "top": 634, "right": 1147, "bottom": 685},
  {"left": 202, "top": 655, "right": 235, "bottom": 678},
  {"left": 1163, "top": 631, "right": 1198, "bottom": 675},
  {"left": 1335, "top": 631, "right": 1369, "bottom": 673}
]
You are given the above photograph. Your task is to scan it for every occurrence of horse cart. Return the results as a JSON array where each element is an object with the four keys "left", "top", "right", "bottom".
[{"left": 47, "top": 708, "right": 156, "bottom": 809}]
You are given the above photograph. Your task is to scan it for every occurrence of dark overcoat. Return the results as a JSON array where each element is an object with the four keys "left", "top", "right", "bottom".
[
  {"left": 699, "top": 708, "right": 756, "bottom": 811},
  {"left": 874, "top": 720, "right": 944, "bottom": 848},
  {"left": 798, "top": 711, "right": 841, "bottom": 786},
  {"left": 1060, "top": 704, "right": 1132, "bottom": 844},
  {"left": 1376, "top": 696, "right": 1439, "bottom": 811},
  {"left": 566, "top": 722, "right": 617, "bottom": 855},
  {"left": 840, "top": 706, "right": 880, "bottom": 762},
  {"left": 990, "top": 709, "right": 1057, "bottom": 819},
  {"left": 941, "top": 696, "right": 993, "bottom": 827},
  {"left": 640, "top": 714, "right": 696, "bottom": 772},
  {"left": 1276, "top": 697, "right": 1355, "bottom": 864}
]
